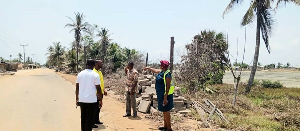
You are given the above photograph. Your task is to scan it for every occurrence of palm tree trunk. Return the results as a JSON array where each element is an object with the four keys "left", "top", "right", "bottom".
[
  {"left": 246, "top": 15, "right": 261, "bottom": 93},
  {"left": 76, "top": 42, "right": 79, "bottom": 72}
]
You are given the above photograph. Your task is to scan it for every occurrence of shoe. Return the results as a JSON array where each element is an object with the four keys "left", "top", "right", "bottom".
[
  {"left": 123, "top": 114, "right": 131, "bottom": 117},
  {"left": 133, "top": 114, "right": 137, "bottom": 118},
  {"left": 158, "top": 127, "right": 167, "bottom": 130},
  {"left": 93, "top": 125, "right": 98, "bottom": 128},
  {"left": 95, "top": 121, "right": 103, "bottom": 124}
]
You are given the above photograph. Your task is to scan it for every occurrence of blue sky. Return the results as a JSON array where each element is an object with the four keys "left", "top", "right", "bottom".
[{"left": 0, "top": 0, "right": 299, "bottom": 66}]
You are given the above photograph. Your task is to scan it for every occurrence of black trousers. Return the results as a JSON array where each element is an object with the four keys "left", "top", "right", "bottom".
[
  {"left": 95, "top": 99, "right": 100, "bottom": 123},
  {"left": 80, "top": 102, "right": 97, "bottom": 131}
]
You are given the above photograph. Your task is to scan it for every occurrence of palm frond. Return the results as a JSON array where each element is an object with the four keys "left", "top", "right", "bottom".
[
  {"left": 66, "top": 16, "right": 75, "bottom": 24},
  {"left": 223, "top": 0, "right": 244, "bottom": 17},
  {"left": 275, "top": 0, "right": 300, "bottom": 9},
  {"left": 65, "top": 23, "right": 75, "bottom": 28},
  {"left": 259, "top": 7, "right": 274, "bottom": 53},
  {"left": 241, "top": 0, "right": 257, "bottom": 26}
]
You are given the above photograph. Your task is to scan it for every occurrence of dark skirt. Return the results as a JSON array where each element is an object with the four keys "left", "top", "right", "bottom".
[{"left": 157, "top": 94, "right": 174, "bottom": 112}]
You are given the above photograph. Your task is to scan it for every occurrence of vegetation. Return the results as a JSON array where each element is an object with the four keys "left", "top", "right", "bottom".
[
  {"left": 223, "top": 0, "right": 300, "bottom": 93},
  {"left": 179, "top": 30, "right": 228, "bottom": 93},
  {"left": 45, "top": 13, "right": 144, "bottom": 74},
  {"left": 184, "top": 84, "right": 300, "bottom": 130},
  {"left": 261, "top": 80, "right": 283, "bottom": 88},
  {"left": 264, "top": 63, "right": 276, "bottom": 69},
  {"left": 233, "top": 62, "right": 249, "bottom": 68},
  {"left": 65, "top": 12, "right": 91, "bottom": 72},
  {"left": 46, "top": 42, "right": 65, "bottom": 70}
]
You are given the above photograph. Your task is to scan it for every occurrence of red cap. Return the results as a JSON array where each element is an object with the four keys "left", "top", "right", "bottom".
[{"left": 160, "top": 60, "right": 169, "bottom": 68}]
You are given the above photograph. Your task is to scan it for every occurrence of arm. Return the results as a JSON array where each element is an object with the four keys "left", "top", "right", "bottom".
[
  {"left": 96, "top": 85, "right": 103, "bottom": 102},
  {"left": 124, "top": 66, "right": 128, "bottom": 75},
  {"left": 144, "top": 67, "right": 161, "bottom": 74},
  {"left": 130, "top": 81, "right": 138, "bottom": 95},
  {"left": 75, "top": 83, "right": 79, "bottom": 102}
]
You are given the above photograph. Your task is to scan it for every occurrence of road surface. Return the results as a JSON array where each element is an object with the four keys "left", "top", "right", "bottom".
[{"left": 0, "top": 69, "right": 154, "bottom": 131}]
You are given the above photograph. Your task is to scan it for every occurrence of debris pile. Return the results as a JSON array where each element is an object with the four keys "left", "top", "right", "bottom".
[{"left": 136, "top": 74, "right": 191, "bottom": 115}]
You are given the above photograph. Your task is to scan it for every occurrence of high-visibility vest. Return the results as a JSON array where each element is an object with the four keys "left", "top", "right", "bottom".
[{"left": 163, "top": 70, "right": 175, "bottom": 95}]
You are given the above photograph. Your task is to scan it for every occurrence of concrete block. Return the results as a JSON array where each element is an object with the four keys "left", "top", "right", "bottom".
[
  {"left": 153, "top": 100, "right": 158, "bottom": 109},
  {"left": 138, "top": 100, "right": 151, "bottom": 113},
  {"left": 145, "top": 75, "right": 153, "bottom": 79},
  {"left": 141, "top": 86, "right": 147, "bottom": 93},
  {"left": 151, "top": 84, "right": 155, "bottom": 88},
  {"left": 150, "top": 107, "right": 159, "bottom": 116},
  {"left": 141, "top": 93, "right": 150, "bottom": 100},
  {"left": 136, "top": 97, "right": 142, "bottom": 107},
  {"left": 145, "top": 87, "right": 156, "bottom": 94},
  {"left": 153, "top": 95, "right": 157, "bottom": 101},
  {"left": 139, "top": 80, "right": 151, "bottom": 86},
  {"left": 151, "top": 79, "right": 156, "bottom": 84}
]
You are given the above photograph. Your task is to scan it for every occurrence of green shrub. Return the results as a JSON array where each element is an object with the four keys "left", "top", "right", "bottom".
[{"left": 261, "top": 80, "right": 283, "bottom": 88}]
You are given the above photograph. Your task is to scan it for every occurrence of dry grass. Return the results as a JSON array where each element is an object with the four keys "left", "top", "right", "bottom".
[{"left": 183, "top": 84, "right": 300, "bottom": 131}]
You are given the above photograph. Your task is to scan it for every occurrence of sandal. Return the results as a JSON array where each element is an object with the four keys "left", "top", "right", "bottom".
[{"left": 158, "top": 127, "right": 167, "bottom": 130}]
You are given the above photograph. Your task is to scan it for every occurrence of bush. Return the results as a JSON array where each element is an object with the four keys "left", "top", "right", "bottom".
[{"left": 261, "top": 80, "right": 283, "bottom": 88}]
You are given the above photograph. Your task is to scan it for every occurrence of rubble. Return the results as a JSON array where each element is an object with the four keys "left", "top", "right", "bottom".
[{"left": 138, "top": 100, "right": 151, "bottom": 113}]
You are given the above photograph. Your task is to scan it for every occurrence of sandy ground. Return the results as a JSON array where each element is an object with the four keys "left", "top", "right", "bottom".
[
  {"left": 223, "top": 70, "right": 300, "bottom": 88},
  {"left": 0, "top": 69, "right": 156, "bottom": 131}
]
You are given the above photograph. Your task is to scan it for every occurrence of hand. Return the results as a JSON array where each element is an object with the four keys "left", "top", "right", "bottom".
[
  {"left": 143, "top": 66, "right": 149, "bottom": 70},
  {"left": 104, "top": 91, "right": 108, "bottom": 96},
  {"left": 163, "top": 98, "right": 168, "bottom": 106},
  {"left": 130, "top": 90, "right": 134, "bottom": 96},
  {"left": 99, "top": 101, "right": 103, "bottom": 109}
]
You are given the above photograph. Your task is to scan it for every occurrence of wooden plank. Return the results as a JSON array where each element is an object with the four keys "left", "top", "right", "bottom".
[{"left": 207, "top": 106, "right": 216, "bottom": 121}]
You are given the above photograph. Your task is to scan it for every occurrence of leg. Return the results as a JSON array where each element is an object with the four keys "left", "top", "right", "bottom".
[
  {"left": 125, "top": 92, "right": 131, "bottom": 115},
  {"left": 165, "top": 111, "right": 172, "bottom": 130},
  {"left": 95, "top": 100, "right": 100, "bottom": 123},
  {"left": 80, "top": 103, "right": 87, "bottom": 131},
  {"left": 163, "top": 112, "right": 167, "bottom": 128},
  {"left": 131, "top": 93, "right": 137, "bottom": 116},
  {"left": 85, "top": 103, "right": 97, "bottom": 131}
]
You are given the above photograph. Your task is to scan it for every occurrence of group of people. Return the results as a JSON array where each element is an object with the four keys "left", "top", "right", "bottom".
[{"left": 75, "top": 59, "right": 174, "bottom": 131}]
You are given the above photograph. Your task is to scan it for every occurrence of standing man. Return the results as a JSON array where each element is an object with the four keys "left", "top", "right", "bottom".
[
  {"left": 76, "top": 59, "right": 103, "bottom": 131},
  {"left": 123, "top": 62, "right": 138, "bottom": 118},
  {"left": 93, "top": 60, "right": 107, "bottom": 128}
]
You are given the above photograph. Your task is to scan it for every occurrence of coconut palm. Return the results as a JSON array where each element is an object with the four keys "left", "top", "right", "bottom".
[
  {"left": 96, "top": 28, "right": 112, "bottom": 74},
  {"left": 47, "top": 42, "right": 65, "bottom": 69},
  {"left": 18, "top": 53, "right": 23, "bottom": 63},
  {"left": 65, "top": 12, "right": 90, "bottom": 72},
  {"left": 223, "top": 0, "right": 300, "bottom": 93}
]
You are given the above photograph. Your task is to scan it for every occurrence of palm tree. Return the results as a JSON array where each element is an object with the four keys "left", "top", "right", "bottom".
[
  {"left": 18, "top": 53, "right": 23, "bottom": 63},
  {"left": 223, "top": 0, "right": 300, "bottom": 93},
  {"left": 96, "top": 28, "right": 112, "bottom": 74},
  {"left": 47, "top": 42, "right": 65, "bottom": 70},
  {"left": 65, "top": 12, "right": 90, "bottom": 72}
]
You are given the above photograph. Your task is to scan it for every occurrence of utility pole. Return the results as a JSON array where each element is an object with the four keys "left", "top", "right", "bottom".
[
  {"left": 170, "top": 37, "right": 175, "bottom": 73},
  {"left": 145, "top": 53, "right": 148, "bottom": 67},
  {"left": 32, "top": 54, "right": 36, "bottom": 65},
  {"left": 20, "top": 44, "right": 28, "bottom": 64}
]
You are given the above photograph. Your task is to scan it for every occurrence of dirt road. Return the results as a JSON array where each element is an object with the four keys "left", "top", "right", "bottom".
[{"left": 0, "top": 69, "right": 155, "bottom": 131}]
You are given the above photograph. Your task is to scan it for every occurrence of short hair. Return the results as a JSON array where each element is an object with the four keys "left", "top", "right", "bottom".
[
  {"left": 86, "top": 59, "right": 95, "bottom": 66},
  {"left": 128, "top": 62, "right": 134, "bottom": 66}
]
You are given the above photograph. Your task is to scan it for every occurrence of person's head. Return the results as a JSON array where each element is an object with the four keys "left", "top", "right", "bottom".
[
  {"left": 94, "top": 60, "right": 103, "bottom": 70},
  {"left": 127, "top": 62, "right": 134, "bottom": 70},
  {"left": 160, "top": 60, "right": 169, "bottom": 71},
  {"left": 86, "top": 59, "right": 95, "bottom": 69}
]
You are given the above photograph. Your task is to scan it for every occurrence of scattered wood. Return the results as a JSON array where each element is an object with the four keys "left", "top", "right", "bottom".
[{"left": 192, "top": 99, "right": 229, "bottom": 126}]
